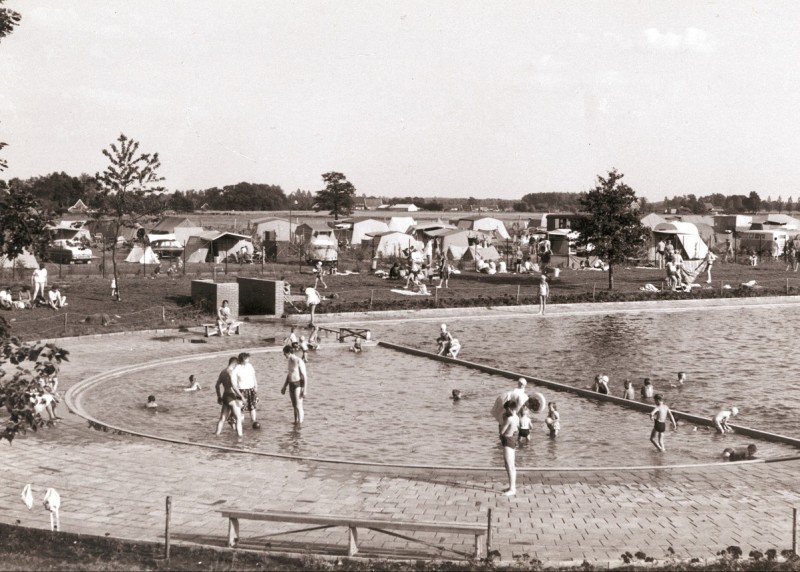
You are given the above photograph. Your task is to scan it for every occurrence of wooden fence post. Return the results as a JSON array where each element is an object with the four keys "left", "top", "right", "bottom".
[
  {"left": 161, "top": 306, "right": 166, "bottom": 322},
  {"left": 369, "top": 289, "right": 374, "bottom": 308},
  {"left": 165, "top": 496, "right": 172, "bottom": 561},
  {"left": 516, "top": 285, "right": 520, "bottom": 304},
  {"left": 592, "top": 283, "right": 596, "bottom": 302},
  {"left": 793, "top": 507, "right": 797, "bottom": 556},
  {"left": 64, "top": 313, "right": 68, "bottom": 333},
  {"left": 434, "top": 286, "right": 439, "bottom": 307},
  {"left": 486, "top": 508, "right": 492, "bottom": 555}
]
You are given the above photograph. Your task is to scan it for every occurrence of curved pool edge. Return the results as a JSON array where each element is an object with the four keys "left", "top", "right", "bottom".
[{"left": 64, "top": 344, "right": 787, "bottom": 474}]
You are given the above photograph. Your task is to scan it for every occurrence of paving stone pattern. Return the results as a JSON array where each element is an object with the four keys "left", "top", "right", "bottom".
[{"left": 1, "top": 326, "right": 799, "bottom": 564}]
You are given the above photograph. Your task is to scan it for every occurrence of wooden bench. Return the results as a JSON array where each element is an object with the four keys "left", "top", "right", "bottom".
[
  {"left": 203, "top": 322, "right": 242, "bottom": 337},
  {"left": 219, "top": 509, "right": 486, "bottom": 559}
]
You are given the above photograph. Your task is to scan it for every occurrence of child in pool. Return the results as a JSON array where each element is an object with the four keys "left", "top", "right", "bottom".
[
  {"left": 146, "top": 395, "right": 158, "bottom": 409},
  {"left": 184, "top": 375, "right": 201, "bottom": 391},
  {"left": 299, "top": 335, "right": 310, "bottom": 361},
  {"left": 450, "top": 389, "right": 463, "bottom": 401},
  {"left": 518, "top": 405, "right": 532, "bottom": 443},
  {"left": 713, "top": 407, "right": 738, "bottom": 433},
  {"left": 545, "top": 402, "right": 560, "bottom": 438},
  {"left": 622, "top": 380, "right": 635, "bottom": 400},
  {"left": 350, "top": 338, "right": 363, "bottom": 352},
  {"left": 640, "top": 378, "right": 654, "bottom": 399},
  {"left": 723, "top": 444, "right": 757, "bottom": 461}
]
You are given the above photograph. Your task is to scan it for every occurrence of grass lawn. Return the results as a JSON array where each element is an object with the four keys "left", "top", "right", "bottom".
[{"left": 1, "top": 255, "right": 798, "bottom": 340}]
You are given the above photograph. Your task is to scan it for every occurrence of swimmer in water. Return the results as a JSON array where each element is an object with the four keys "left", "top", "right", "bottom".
[
  {"left": 713, "top": 407, "right": 738, "bottom": 433},
  {"left": 446, "top": 338, "right": 461, "bottom": 358},
  {"left": 640, "top": 378, "right": 654, "bottom": 400},
  {"left": 299, "top": 335, "right": 310, "bottom": 361},
  {"left": 518, "top": 404, "right": 532, "bottom": 443},
  {"left": 146, "top": 395, "right": 158, "bottom": 409},
  {"left": 622, "top": 380, "right": 635, "bottom": 400},
  {"left": 350, "top": 337, "right": 363, "bottom": 352},
  {"left": 450, "top": 389, "right": 463, "bottom": 401},
  {"left": 545, "top": 402, "right": 560, "bottom": 438},
  {"left": 723, "top": 444, "right": 757, "bottom": 461},
  {"left": 184, "top": 375, "right": 201, "bottom": 392}
]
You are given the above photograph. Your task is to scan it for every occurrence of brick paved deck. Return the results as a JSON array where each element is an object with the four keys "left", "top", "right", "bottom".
[{"left": 2, "top": 321, "right": 799, "bottom": 566}]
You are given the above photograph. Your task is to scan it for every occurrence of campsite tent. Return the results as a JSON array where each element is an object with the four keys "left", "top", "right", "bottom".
[
  {"left": 367, "top": 231, "right": 422, "bottom": 258},
  {"left": 462, "top": 245, "right": 501, "bottom": 262},
  {"left": 346, "top": 219, "right": 390, "bottom": 245},
  {"left": 640, "top": 213, "right": 667, "bottom": 230},
  {"left": 388, "top": 216, "right": 416, "bottom": 233},
  {"left": 125, "top": 246, "right": 160, "bottom": 264},
  {"left": 0, "top": 248, "right": 38, "bottom": 269},
  {"left": 183, "top": 231, "right": 254, "bottom": 263},
  {"left": 251, "top": 217, "right": 294, "bottom": 242},
  {"left": 150, "top": 217, "right": 203, "bottom": 245},
  {"left": 453, "top": 215, "right": 511, "bottom": 240},
  {"left": 67, "top": 199, "right": 91, "bottom": 214},
  {"left": 652, "top": 221, "right": 709, "bottom": 270}
]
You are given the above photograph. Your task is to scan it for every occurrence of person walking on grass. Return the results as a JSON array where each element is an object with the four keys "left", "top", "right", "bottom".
[{"left": 649, "top": 394, "right": 677, "bottom": 452}]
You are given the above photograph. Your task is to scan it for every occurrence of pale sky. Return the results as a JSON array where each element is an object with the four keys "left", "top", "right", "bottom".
[{"left": 2, "top": 1, "right": 800, "bottom": 202}]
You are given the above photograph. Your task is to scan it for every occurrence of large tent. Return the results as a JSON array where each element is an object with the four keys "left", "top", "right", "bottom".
[
  {"left": 652, "top": 221, "right": 709, "bottom": 270},
  {"left": 346, "top": 218, "right": 390, "bottom": 245},
  {"left": 367, "top": 231, "right": 422, "bottom": 258},
  {"left": 0, "top": 248, "right": 38, "bottom": 269},
  {"left": 125, "top": 245, "right": 160, "bottom": 264},
  {"left": 150, "top": 217, "right": 203, "bottom": 245},
  {"left": 251, "top": 217, "right": 294, "bottom": 242},
  {"left": 387, "top": 216, "right": 416, "bottom": 233},
  {"left": 462, "top": 245, "right": 501, "bottom": 261},
  {"left": 453, "top": 215, "right": 511, "bottom": 240},
  {"left": 183, "top": 231, "right": 253, "bottom": 263}
]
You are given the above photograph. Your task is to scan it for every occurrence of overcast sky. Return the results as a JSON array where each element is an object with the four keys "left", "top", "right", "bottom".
[{"left": 2, "top": 1, "right": 800, "bottom": 202}]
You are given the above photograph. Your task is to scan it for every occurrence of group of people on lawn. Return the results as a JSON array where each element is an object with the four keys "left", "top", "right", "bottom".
[{"left": 0, "top": 265, "right": 67, "bottom": 311}]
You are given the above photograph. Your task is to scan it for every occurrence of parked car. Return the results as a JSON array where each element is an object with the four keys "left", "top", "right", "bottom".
[
  {"left": 150, "top": 238, "right": 184, "bottom": 259},
  {"left": 46, "top": 239, "right": 93, "bottom": 264}
]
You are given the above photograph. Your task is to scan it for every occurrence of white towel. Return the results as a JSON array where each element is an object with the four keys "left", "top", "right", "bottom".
[
  {"left": 21, "top": 484, "right": 33, "bottom": 510},
  {"left": 43, "top": 488, "right": 60, "bottom": 512}
]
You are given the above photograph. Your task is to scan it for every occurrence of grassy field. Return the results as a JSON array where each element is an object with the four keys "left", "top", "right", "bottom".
[{"left": 1, "top": 249, "right": 797, "bottom": 341}]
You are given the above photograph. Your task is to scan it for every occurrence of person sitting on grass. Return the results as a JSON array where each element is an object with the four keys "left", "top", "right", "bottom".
[
  {"left": 47, "top": 286, "right": 67, "bottom": 310},
  {"left": 0, "top": 287, "right": 12, "bottom": 310},
  {"left": 17, "top": 286, "right": 33, "bottom": 310}
]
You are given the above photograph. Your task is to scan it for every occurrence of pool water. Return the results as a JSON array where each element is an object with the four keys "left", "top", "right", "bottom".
[{"left": 77, "top": 303, "right": 800, "bottom": 467}]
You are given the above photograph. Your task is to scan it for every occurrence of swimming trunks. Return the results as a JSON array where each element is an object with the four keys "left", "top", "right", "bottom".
[
  {"left": 598, "top": 385, "right": 608, "bottom": 395},
  {"left": 501, "top": 435, "right": 518, "bottom": 449},
  {"left": 240, "top": 388, "right": 259, "bottom": 412},
  {"left": 654, "top": 420, "right": 666, "bottom": 433},
  {"left": 518, "top": 428, "right": 530, "bottom": 438}
]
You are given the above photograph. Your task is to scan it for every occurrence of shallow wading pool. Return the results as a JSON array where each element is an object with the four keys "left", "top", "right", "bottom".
[{"left": 75, "top": 303, "right": 800, "bottom": 468}]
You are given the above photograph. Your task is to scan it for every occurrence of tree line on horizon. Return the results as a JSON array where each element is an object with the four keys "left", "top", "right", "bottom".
[{"left": 1, "top": 172, "right": 795, "bottom": 216}]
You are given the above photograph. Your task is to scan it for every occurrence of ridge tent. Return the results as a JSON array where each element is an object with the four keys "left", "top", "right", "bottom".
[
  {"left": 0, "top": 248, "right": 38, "bottom": 269},
  {"left": 125, "top": 245, "right": 160, "bottom": 264},
  {"left": 462, "top": 246, "right": 501, "bottom": 261},
  {"left": 183, "top": 231, "right": 253, "bottom": 263}
]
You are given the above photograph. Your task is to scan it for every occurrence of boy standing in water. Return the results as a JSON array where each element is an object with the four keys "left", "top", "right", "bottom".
[
  {"left": 499, "top": 400, "right": 520, "bottom": 496},
  {"left": 649, "top": 394, "right": 677, "bottom": 452}
]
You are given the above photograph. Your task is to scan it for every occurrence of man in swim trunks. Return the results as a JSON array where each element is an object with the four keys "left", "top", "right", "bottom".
[
  {"left": 280, "top": 345, "right": 308, "bottom": 424},
  {"left": 499, "top": 400, "right": 520, "bottom": 496},
  {"left": 236, "top": 352, "right": 259, "bottom": 428},
  {"left": 215, "top": 356, "right": 244, "bottom": 438},
  {"left": 649, "top": 394, "right": 677, "bottom": 452}
]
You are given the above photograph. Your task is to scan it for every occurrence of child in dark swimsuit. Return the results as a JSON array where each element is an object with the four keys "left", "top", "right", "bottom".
[
  {"left": 649, "top": 394, "right": 677, "bottom": 452},
  {"left": 518, "top": 405, "right": 532, "bottom": 442}
]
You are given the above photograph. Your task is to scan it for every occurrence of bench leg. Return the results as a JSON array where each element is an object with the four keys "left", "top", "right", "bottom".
[
  {"left": 228, "top": 518, "right": 239, "bottom": 547},
  {"left": 475, "top": 533, "right": 484, "bottom": 558},
  {"left": 348, "top": 526, "right": 358, "bottom": 556}
]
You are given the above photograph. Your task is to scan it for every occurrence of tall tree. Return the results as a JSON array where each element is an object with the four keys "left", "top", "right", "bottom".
[
  {"left": 787, "top": 197, "right": 794, "bottom": 214},
  {"left": 572, "top": 170, "right": 648, "bottom": 290},
  {"left": 0, "top": 0, "right": 21, "bottom": 172},
  {"left": 745, "top": 191, "right": 761, "bottom": 214},
  {"left": 315, "top": 172, "right": 355, "bottom": 220},
  {"left": 0, "top": 189, "right": 52, "bottom": 261},
  {"left": 95, "top": 134, "right": 164, "bottom": 302}
]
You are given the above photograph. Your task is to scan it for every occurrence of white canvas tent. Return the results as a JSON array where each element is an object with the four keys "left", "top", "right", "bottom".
[
  {"left": 454, "top": 216, "right": 511, "bottom": 240},
  {"left": 0, "top": 248, "right": 38, "bottom": 269},
  {"left": 652, "top": 221, "right": 709, "bottom": 269},
  {"left": 388, "top": 216, "right": 416, "bottom": 233},
  {"left": 367, "top": 231, "right": 422, "bottom": 258},
  {"left": 125, "top": 245, "right": 160, "bottom": 264},
  {"left": 462, "top": 246, "right": 501, "bottom": 261},
  {"left": 183, "top": 231, "right": 253, "bottom": 263}
]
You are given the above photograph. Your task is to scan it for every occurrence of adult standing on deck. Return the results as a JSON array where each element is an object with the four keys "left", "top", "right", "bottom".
[
  {"left": 236, "top": 352, "right": 260, "bottom": 429},
  {"left": 214, "top": 356, "right": 244, "bottom": 438},
  {"left": 281, "top": 345, "right": 308, "bottom": 424}
]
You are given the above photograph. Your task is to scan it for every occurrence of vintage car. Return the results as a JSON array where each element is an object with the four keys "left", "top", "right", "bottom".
[
  {"left": 150, "top": 238, "right": 184, "bottom": 259},
  {"left": 46, "top": 239, "right": 93, "bottom": 264}
]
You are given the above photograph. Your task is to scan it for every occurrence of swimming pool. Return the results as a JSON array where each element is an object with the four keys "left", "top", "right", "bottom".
[{"left": 74, "top": 303, "right": 800, "bottom": 468}]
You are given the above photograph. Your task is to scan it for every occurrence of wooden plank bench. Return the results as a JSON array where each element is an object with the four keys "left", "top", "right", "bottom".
[
  {"left": 203, "top": 322, "right": 242, "bottom": 337},
  {"left": 219, "top": 509, "right": 486, "bottom": 559}
]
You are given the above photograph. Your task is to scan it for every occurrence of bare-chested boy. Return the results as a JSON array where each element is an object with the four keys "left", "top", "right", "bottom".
[
  {"left": 281, "top": 345, "right": 308, "bottom": 424},
  {"left": 649, "top": 394, "right": 677, "bottom": 452},
  {"left": 215, "top": 356, "right": 244, "bottom": 438}
]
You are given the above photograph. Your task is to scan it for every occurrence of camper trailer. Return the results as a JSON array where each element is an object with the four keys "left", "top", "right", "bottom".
[
  {"left": 738, "top": 228, "right": 789, "bottom": 258},
  {"left": 46, "top": 239, "right": 93, "bottom": 264}
]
